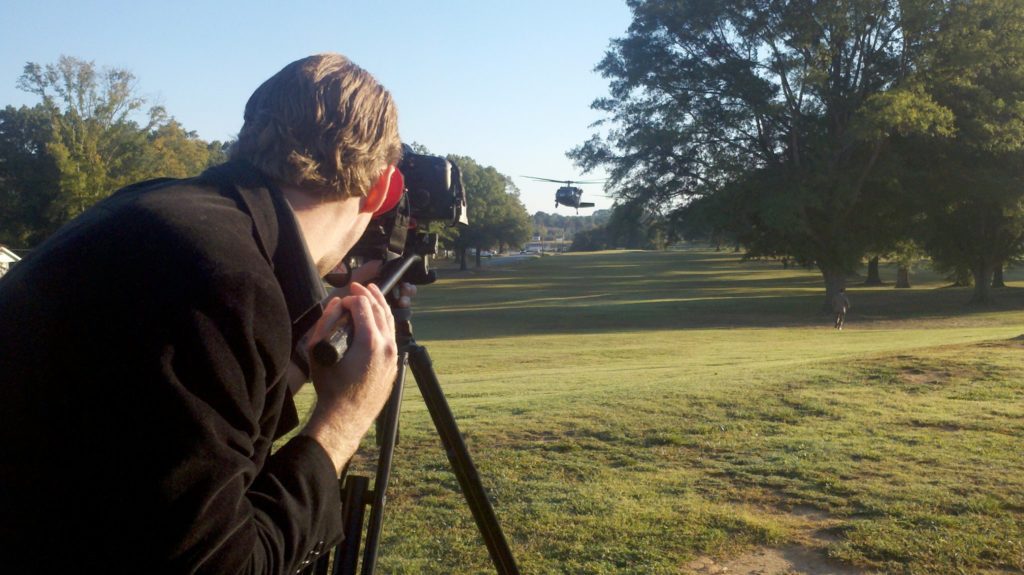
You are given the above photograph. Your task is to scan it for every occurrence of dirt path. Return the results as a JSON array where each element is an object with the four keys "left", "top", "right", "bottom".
[
  {"left": 685, "top": 545, "right": 864, "bottom": 575},
  {"left": 684, "top": 506, "right": 866, "bottom": 575}
]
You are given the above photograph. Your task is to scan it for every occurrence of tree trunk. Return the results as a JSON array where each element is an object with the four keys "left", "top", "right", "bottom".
[
  {"left": 895, "top": 265, "right": 911, "bottom": 289},
  {"left": 992, "top": 264, "right": 1006, "bottom": 288},
  {"left": 475, "top": 247, "right": 482, "bottom": 268},
  {"left": 820, "top": 267, "right": 846, "bottom": 313},
  {"left": 459, "top": 248, "right": 468, "bottom": 271},
  {"left": 970, "top": 261, "right": 995, "bottom": 304},
  {"left": 864, "top": 257, "right": 883, "bottom": 285}
]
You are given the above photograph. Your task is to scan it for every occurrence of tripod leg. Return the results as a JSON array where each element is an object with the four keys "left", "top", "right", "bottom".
[
  {"left": 333, "top": 475, "right": 370, "bottom": 575},
  {"left": 358, "top": 350, "right": 409, "bottom": 575},
  {"left": 407, "top": 344, "right": 520, "bottom": 575}
]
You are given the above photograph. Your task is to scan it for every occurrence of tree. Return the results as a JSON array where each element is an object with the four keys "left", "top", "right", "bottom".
[
  {"left": 0, "top": 105, "right": 60, "bottom": 247},
  {"left": 143, "top": 118, "right": 228, "bottom": 178},
  {"left": 18, "top": 56, "right": 157, "bottom": 225},
  {"left": 571, "top": 227, "right": 611, "bottom": 251},
  {"left": 864, "top": 256, "right": 884, "bottom": 285},
  {"left": 11, "top": 56, "right": 230, "bottom": 244},
  {"left": 672, "top": 192, "right": 741, "bottom": 249},
  {"left": 572, "top": 0, "right": 952, "bottom": 309},
  {"left": 889, "top": 239, "right": 924, "bottom": 288},
  {"left": 448, "top": 155, "right": 529, "bottom": 268},
  {"left": 604, "top": 200, "right": 668, "bottom": 249},
  {"left": 906, "top": 0, "right": 1024, "bottom": 303}
]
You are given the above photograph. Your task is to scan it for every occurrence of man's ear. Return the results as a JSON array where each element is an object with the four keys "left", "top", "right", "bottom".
[{"left": 361, "top": 166, "right": 396, "bottom": 215}]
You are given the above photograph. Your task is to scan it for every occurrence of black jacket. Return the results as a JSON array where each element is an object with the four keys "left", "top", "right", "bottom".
[{"left": 0, "top": 162, "right": 342, "bottom": 574}]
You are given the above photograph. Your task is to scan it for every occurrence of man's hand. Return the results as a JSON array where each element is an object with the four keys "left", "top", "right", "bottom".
[
  {"left": 299, "top": 282, "right": 398, "bottom": 475},
  {"left": 285, "top": 260, "right": 416, "bottom": 395}
]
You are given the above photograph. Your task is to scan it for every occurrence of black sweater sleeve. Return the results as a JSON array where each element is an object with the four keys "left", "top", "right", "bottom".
[{"left": 119, "top": 268, "right": 344, "bottom": 575}]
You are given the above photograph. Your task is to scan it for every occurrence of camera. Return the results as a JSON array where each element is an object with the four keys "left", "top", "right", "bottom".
[
  {"left": 348, "top": 144, "right": 468, "bottom": 263},
  {"left": 399, "top": 145, "right": 468, "bottom": 226}
]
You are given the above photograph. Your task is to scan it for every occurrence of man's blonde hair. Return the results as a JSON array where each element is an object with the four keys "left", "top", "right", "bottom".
[{"left": 231, "top": 53, "right": 401, "bottom": 199}]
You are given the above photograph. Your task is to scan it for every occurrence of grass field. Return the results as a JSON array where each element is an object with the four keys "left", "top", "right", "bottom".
[{"left": 288, "top": 249, "right": 1024, "bottom": 574}]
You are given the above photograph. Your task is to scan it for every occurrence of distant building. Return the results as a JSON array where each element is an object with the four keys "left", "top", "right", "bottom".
[
  {"left": 522, "top": 240, "right": 570, "bottom": 253},
  {"left": 1, "top": 245, "right": 21, "bottom": 277}
]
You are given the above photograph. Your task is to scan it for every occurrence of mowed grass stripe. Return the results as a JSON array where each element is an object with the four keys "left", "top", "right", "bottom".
[{"left": 417, "top": 326, "right": 1022, "bottom": 390}]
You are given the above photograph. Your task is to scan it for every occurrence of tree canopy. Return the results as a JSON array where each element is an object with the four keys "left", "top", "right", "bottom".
[
  {"left": 903, "top": 0, "right": 1024, "bottom": 303},
  {"left": 1, "top": 56, "right": 227, "bottom": 248},
  {"left": 0, "top": 104, "right": 60, "bottom": 246},
  {"left": 574, "top": 0, "right": 1024, "bottom": 305}
]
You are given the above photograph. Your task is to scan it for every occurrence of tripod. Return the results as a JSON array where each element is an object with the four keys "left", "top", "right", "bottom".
[{"left": 308, "top": 256, "right": 520, "bottom": 575}]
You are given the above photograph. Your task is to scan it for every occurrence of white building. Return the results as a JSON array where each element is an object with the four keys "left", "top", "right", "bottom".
[{"left": 1, "top": 245, "right": 21, "bottom": 277}]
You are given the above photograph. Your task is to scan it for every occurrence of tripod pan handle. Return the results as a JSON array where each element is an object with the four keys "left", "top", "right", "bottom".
[{"left": 312, "top": 319, "right": 353, "bottom": 366}]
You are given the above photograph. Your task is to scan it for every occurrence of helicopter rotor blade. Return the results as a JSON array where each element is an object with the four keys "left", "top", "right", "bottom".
[
  {"left": 521, "top": 175, "right": 569, "bottom": 183},
  {"left": 521, "top": 176, "right": 608, "bottom": 185}
]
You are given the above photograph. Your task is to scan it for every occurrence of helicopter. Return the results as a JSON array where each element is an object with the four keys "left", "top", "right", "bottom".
[{"left": 522, "top": 176, "right": 607, "bottom": 213}]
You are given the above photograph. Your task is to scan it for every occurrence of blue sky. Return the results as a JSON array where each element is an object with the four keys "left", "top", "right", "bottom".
[{"left": 1, "top": 0, "right": 632, "bottom": 215}]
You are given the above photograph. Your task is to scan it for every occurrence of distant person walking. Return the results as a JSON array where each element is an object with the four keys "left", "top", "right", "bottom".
[{"left": 832, "top": 288, "right": 851, "bottom": 330}]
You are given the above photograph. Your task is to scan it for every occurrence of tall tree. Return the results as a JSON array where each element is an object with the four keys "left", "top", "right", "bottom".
[
  {"left": 18, "top": 56, "right": 158, "bottom": 225},
  {"left": 907, "top": 0, "right": 1024, "bottom": 304},
  {"left": 572, "top": 0, "right": 951, "bottom": 308},
  {"left": 13, "top": 56, "right": 230, "bottom": 243}
]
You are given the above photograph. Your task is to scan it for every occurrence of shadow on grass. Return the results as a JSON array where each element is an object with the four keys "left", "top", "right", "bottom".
[{"left": 413, "top": 250, "right": 1024, "bottom": 341}]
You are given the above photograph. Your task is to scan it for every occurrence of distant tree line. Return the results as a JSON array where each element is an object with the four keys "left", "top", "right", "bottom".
[
  {"left": 572, "top": 0, "right": 1024, "bottom": 305},
  {"left": 569, "top": 202, "right": 670, "bottom": 251},
  {"left": 0, "top": 57, "right": 532, "bottom": 271},
  {"left": 533, "top": 209, "right": 610, "bottom": 243}
]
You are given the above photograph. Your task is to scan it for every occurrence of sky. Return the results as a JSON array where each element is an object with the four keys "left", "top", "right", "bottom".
[{"left": 1, "top": 0, "right": 633, "bottom": 215}]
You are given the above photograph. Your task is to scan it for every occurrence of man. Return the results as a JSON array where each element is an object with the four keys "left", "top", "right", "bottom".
[
  {"left": 832, "top": 287, "right": 851, "bottom": 330},
  {"left": 0, "top": 54, "right": 402, "bottom": 573}
]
